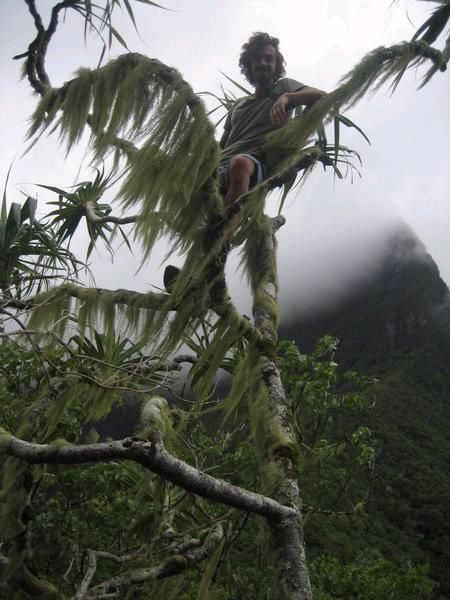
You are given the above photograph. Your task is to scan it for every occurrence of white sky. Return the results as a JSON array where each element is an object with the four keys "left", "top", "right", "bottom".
[{"left": 1, "top": 0, "right": 449, "bottom": 316}]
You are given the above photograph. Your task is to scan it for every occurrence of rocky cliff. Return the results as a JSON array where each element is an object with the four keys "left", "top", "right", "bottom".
[{"left": 280, "top": 221, "right": 450, "bottom": 597}]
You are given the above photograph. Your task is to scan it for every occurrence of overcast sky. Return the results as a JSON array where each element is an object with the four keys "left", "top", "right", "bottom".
[{"left": 1, "top": 0, "right": 449, "bottom": 317}]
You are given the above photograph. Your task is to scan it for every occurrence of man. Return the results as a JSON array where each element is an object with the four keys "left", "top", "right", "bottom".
[
  {"left": 164, "top": 32, "right": 325, "bottom": 291},
  {"left": 219, "top": 32, "right": 326, "bottom": 223}
]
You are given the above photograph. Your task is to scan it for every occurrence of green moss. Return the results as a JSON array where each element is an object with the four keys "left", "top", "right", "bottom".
[
  {"left": 220, "top": 348, "right": 252, "bottom": 423},
  {"left": 191, "top": 316, "right": 244, "bottom": 402},
  {"left": 60, "top": 67, "right": 94, "bottom": 151},
  {"left": 263, "top": 42, "right": 444, "bottom": 177},
  {"left": 0, "top": 428, "right": 13, "bottom": 451},
  {"left": 253, "top": 289, "right": 280, "bottom": 332},
  {"left": 28, "top": 53, "right": 221, "bottom": 258}
]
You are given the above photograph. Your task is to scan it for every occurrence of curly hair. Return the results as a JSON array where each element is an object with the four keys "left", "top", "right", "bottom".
[{"left": 239, "top": 32, "right": 286, "bottom": 85}]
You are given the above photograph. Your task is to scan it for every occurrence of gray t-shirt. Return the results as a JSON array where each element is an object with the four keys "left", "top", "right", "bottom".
[{"left": 220, "top": 77, "right": 306, "bottom": 166}]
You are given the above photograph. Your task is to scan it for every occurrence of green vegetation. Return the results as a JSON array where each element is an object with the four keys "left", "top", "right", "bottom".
[
  {"left": 2, "top": 333, "right": 437, "bottom": 598},
  {"left": 281, "top": 228, "right": 450, "bottom": 597}
]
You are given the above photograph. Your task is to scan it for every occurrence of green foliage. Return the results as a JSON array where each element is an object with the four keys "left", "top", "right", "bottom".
[
  {"left": 68, "top": 0, "right": 167, "bottom": 61},
  {"left": 29, "top": 461, "right": 158, "bottom": 595},
  {"left": 310, "top": 553, "right": 436, "bottom": 600},
  {"left": 0, "top": 191, "right": 80, "bottom": 298},
  {"left": 42, "top": 167, "right": 131, "bottom": 258},
  {"left": 263, "top": 40, "right": 447, "bottom": 176},
  {"left": 411, "top": 2, "right": 450, "bottom": 45},
  {"left": 278, "top": 336, "right": 376, "bottom": 512},
  {"left": 29, "top": 53, "right": 220, "bottom": 258},
  {"left": 0, "top": 321, "right": 438, "bottom": 598}
]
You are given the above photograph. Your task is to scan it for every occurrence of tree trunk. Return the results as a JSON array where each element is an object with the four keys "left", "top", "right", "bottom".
[{"left": 251, "top": 212, "right": 312, "bottom": 600}]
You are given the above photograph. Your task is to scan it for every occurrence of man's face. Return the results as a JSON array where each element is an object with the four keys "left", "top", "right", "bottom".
[{"left": 250, "top": 44, "right": 277, "bottom": 86}]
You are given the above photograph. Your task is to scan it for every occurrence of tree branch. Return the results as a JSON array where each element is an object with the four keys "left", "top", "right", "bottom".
[
  {"left": 88, "top": 548, "right": 148, "bottom": 565},
  {"left": 74, "top": 550, "right": 97, "bottom": 600},
  {"left": 140, "top": 353, "right": 198, "bottom": 372},
  {"left": 49, "top": 285, "right": 170, "bottom": 311},
  {"left": 250, "top": 213, "right": 313, "bottom": 599},
  {"left": 39, "top": 1, "right": 80, "bottom": 84},
  {"left": 267, "top": 147, "right": 333, "bottom": 190},
  {"left": 84, "top": 201, "right": 139, "bottom": 225},
  {"left": 78, "top": 524, "right": 224, "bottom": 599},
  {"left": 1, "top": 434, "right": 298, "bottom": 522},
  {"left": 2, "top": 283, "right": 260, "bottom": 348},
  {"left": 172, "top": 353, "right": 197, "bottom": 366},
  {"left": 23, "top": 0, "right": 80, "bottom": 94},
  {"left": 23, "top": 0, "right": 47, "bottom": 94},
  {"left": 303, "top": 504, "right": 363, "bottom": 516},
  {"left": 24, "top": 0, "right": 45, "bottom": 34},
  {"left": 2, "top": 284, "right": 171, "bottom": 312}
]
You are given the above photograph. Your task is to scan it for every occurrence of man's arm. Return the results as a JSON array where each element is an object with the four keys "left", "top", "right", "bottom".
[
  {"left": 271, "top": 86, "right": 326, "bottom": 126},
  {"left": 284, "top": 86, "right": 326, "bottom": 107}
]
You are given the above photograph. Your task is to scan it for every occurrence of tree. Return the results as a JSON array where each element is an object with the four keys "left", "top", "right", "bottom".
[{"left": 0, "top": 1, "right": 448, "bottom": 598}]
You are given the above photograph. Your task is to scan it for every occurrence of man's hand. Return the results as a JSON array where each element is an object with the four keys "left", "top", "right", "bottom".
[
  {"left": 271, "top": 93, "right": 290, "bottom": 126},
  {"left": 271, "top": 87, "right": 327, "bottom": 126}
]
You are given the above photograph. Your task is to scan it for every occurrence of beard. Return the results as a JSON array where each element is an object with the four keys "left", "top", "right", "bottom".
[{"left": 254, "top": 69, "right": 274, "bottom": 85}]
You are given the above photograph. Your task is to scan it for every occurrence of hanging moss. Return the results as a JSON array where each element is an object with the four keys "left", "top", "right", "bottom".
[
  {"left": 27, "top": 88, "right": 62, "bottom": 139},
  {"left": 263, "top": 41, "right": 445, "bottom": 177},
  {"left": 28, "top": 53, "right": 221, "bottom": 258},
  {"left": 43, "top": 378, "right": 81, "bottom": 439},
  {"left": 190, "top": 312, "right": 245, "bottom": 402},
  {"left": 27, "top": 286, "right": 73, "bottom": 337},
  {"left": 59, "top": 67, "right": 95, "bottom": 151},
  {"left": 86, "top": 386, "right": 121, "bottom": 421},
  {"left": 218, "top": 347, "right": 252, "bottom": 424}
]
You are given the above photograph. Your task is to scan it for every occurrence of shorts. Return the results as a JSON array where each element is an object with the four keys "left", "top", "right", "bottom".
[{"left": 218, "top": 154, "right": 266, "bottom": 194}]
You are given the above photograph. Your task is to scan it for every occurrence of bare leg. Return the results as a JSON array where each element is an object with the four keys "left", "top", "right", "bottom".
[{"left": 223, "top": 155, "right": 256, "bottom": 240}]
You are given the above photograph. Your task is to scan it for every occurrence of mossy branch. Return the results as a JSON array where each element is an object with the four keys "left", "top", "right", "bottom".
[
  {"left": 28, "top": 53, "right": 220, "bottom": 257},
  {"left": 77, "top": 524, "right": 224, "bottom": 599},
  {"left": 263, "top": 40, "right": 448, "bottom": 179},
  {"left": 1, "top": 432, "right": 298, "bottom": 521},
  {"left": 246, "top": 209, "right": 313, "bottom": 600},
  {"left": 84, "top": 200, "right": 138, "bottom": 225},
  {"left": 28, "top": 283, "right": 171, "bottom": 319}
]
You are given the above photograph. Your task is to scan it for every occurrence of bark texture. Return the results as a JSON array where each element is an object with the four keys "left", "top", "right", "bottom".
[
  {"left": 251, "top": 214, "right": 313, "bottom": 600},
  {"left": 74, "top": 524, "right": 224, "bottom": 599},
  {"left": 1, "top": 433, "right": 297, "bottom": 522}
]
